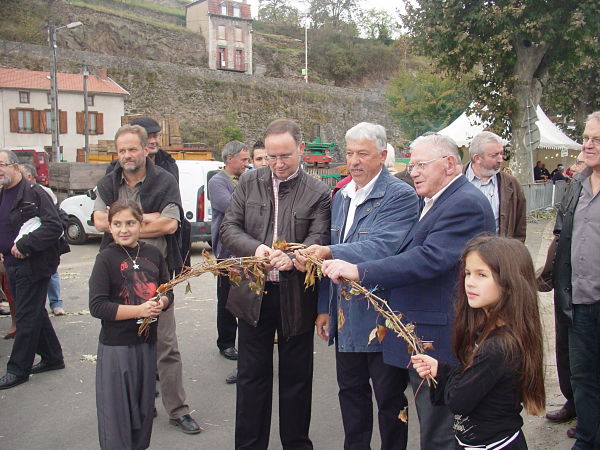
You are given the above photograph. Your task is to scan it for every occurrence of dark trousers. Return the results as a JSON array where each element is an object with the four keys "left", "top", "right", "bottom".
[
  {"left": 569, "top": 303, "right": 600, "bottom": 450},
  {"left": 217, "top": 275, "right": 237, "bottom": 351},
  {"left": 409, "top": 368, "right": 455, "bottom": 450},
  {"left": 235, "top": 284, "right": 314, "bottom": 450},
  {"left": 554, "top": 295, "right": 575, "bottom": 413},
  {"left": 336, "top": 350, "right": 409, "bottom": 450},
  {"left": 6, "top": 265, "right": 63, "bottom": 378}
]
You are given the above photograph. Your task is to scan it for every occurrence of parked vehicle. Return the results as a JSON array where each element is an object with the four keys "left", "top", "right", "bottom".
[
  {"left": 7, "top": 146, "right": 50, "bottom": 185},
  {"left": 59, "top": 160, "right": 224, "bottom": 245}
]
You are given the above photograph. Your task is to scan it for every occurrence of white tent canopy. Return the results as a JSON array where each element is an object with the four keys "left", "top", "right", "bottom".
[{"left": 438, "top": 105, "right": 581, "bottom": 151}]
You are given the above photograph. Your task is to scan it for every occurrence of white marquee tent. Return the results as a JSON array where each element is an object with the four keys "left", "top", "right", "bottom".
[{"left": 438, "top": 105, "right": 582, "bottom": 151}]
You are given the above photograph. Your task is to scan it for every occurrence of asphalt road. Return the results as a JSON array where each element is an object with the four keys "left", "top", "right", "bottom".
[{"left": 0, "top": 218, "right": 574, "bottom": 449}]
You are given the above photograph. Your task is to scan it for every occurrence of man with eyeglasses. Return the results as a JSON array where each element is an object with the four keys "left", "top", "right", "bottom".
[
  {"left": 0, "top": 150, "right": 65, "bottom": 389},
  {"left": 321, "top": 134, "right": 495, "bottom": 450},
  {"left": 220, "top": 119, "right": 330, "bottom": 449},
  {"left": 465, "top": 131, "right": 526, "bottom": 242},
  {"left": 549, "top": 111, "right": 600, "bottom": 447}
]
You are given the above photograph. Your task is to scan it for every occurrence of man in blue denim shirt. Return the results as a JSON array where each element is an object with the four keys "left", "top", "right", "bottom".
[{"left": 296, "top": 122, "right": 419, "bottom": 449}]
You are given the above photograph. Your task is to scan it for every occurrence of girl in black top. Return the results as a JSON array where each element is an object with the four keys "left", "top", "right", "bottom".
[
  {"left": 89, "top": 200, "right": 172, "bottom": 450},
  {"left": 412, "top": 235, "right": 545, "bottom": 449}
]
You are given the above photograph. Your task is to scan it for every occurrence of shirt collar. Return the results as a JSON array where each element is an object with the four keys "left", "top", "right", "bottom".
[
  {"left": 466, "top": 163, "right": 497, "bottom": 186},
  {"left": 120, "top": 173, "right": 146, "bottom": 186},
  {"left": 341, "top": 168, "right": 382, "bottom": 202},
  {"left": 424, "top": 173, "right": 463, "bottom": 204},
  {"left": 222, "top": 169, "right": 239, "bottom": 183},
  {"left": 272, "top": 168, "right": 300, "bottom": 185}
]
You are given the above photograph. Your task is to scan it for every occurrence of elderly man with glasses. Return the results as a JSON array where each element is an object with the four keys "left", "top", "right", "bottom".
[{"left": 322, "top": 133, "right": 495, "bottom": 450}]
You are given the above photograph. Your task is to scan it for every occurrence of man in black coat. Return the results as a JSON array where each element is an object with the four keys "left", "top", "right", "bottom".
[{"left": 0, "top": 150, "right": 64, "bottom": 389}]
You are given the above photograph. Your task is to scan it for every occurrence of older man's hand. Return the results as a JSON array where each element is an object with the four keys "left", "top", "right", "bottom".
[
  {"left": 293, "top": 245, "right": 332, "bottom": 272},
  {"left": 269, "top": 249, "right": 294, "bottom": 271},
  {"left": 321, "top": 259, "right": 359, "bottom": 284}
]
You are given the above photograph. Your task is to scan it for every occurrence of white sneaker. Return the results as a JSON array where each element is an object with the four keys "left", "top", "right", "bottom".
[{"left": 52, "top": 307, "right": 66, "bottom": 316}]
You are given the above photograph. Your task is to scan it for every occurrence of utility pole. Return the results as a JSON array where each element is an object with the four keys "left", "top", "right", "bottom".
[{"left": 83, "top": 67, "right": 89, "bottom": 162}]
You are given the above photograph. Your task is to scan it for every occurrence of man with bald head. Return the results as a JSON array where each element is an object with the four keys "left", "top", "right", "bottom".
[{"left": 322, "top": 133, "right": 495, "bottom": 450}]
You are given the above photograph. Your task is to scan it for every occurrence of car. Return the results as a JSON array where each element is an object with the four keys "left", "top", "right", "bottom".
[{"left": 60, "top": 160, "right": 225, "bottom": 245}]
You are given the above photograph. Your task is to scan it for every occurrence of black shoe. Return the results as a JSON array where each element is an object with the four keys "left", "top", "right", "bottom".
[
  {"left": 0, "top": 372, "right": 29, "bottom": 390},
  {"left": 31, "top": 360, "right": 65, "bottom": 374},
  {"left": 225, "top": 368, "right": 238, "bottom": 384},
  {"left": 169, "top": 414, "right": 202, "bottom": 434},
  {"left": 220, "top": 347, "right": 238, "bottom": 360}
]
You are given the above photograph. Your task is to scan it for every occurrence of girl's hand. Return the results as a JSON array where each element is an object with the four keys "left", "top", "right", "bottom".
[
  {"left": 411, "top": 354, "right": 439, "bottom": 379},
  {"left": 138, "top": 299, "right": 160, "bottom": 318}
]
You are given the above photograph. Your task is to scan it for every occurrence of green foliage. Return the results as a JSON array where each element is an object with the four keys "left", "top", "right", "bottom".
[
  {"left": 104, "top": 0, "right": 185, "bottom": 18},
  {"left": 387, "top": 68, "right": 470, "bottom": 139},
  {"left": 358, "top": 8, "right": 397, "bottom": 44},
  {"left": 0, "top": 0, "right": 49, "bottom": 44},
  {"left": 223, "top": 125, "right": 245, "bottom": 142},
  {"left": 307, "top": 0, "right": 358, "bottom": 30},
  {"left": 258, "top": 0, "right": 302, "bottom": 28}
]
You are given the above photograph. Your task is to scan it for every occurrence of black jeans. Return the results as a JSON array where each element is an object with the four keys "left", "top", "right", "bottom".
[
  {"left": 6, "top": 265, "right": 63, "bottom": 378},
  {"left": 235, "top": 283, "right": 314, "bottom": 450},
  {"left": 216, "top": 275, "right": 237, "bottom": 351},
  {"left": 336, "top": 350, "right": 409, "bottom": 450}
]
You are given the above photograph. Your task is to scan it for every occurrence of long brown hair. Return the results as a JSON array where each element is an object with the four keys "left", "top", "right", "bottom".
[{"left": 452, "top": 235, "right": 545, "bottom": 415}]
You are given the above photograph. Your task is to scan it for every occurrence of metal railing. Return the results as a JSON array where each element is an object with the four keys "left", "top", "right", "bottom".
[{"left": 522, "top": 180, "right": 569, "bottom": 215}]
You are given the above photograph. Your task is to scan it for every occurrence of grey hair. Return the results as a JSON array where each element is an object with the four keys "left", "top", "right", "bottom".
[
  {"left": 0, "top": 149, "right": 19, "bottom": 164},
  {"left": 222, "top": 140, "right": 248, "bottom": 161},
  {"left": 114, "top": 124, "right": 148, "bottom": 150},
  {"left": 469, "top": 131, "right": 504, "bottom": 159},
  {"left": 411, "top": 133, "right": 461, "bottom": 160},
  {"left": 20, "top": 163, "right": 37, "bottom": 179},
  {"left": 345, "top": 122, "right": 387, "bottom": 152},
  {"left": 586, "top": 111, "right": 600, "bottom": 124}
]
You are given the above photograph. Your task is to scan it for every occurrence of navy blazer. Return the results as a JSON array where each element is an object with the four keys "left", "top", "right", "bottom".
[{"left": 357, "top": 175, "right": 496, "bottom": 367}]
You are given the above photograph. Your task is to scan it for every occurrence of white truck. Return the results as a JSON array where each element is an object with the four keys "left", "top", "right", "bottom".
[{"left": 60, "top": 160, "right": 224, "bottom": 244}]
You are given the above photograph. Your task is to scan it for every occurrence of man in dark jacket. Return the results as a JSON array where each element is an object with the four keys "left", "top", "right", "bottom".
[
  {"left": 551, "top": 111, "right": 600, "bottom": 448},
  {"left": 465, "top": 131, "right": 527, "bottom": 242},
  {"left": 0, "top": 150, "right": 64, "bottom": 389},
  {"left": 220, "top": 119, "right": 330, "bottom": 449},
  {"left": 322, "top": 134, "right": 495, "bottom": 450},
  {"left": 93, "top": 124, "right": 201, "bottom": 435}
]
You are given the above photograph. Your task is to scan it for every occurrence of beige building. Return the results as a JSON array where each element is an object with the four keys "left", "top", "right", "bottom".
[
  {"left": 0, "top": 67, "right": 128, "bottom": 162},
  {"left": 186, "top": 0, "right": 253, "bottom": 74}
]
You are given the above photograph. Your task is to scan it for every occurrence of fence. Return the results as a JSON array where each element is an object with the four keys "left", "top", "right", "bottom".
[{"left": 522, "top": 180, "right": 569, "bottom": 214}]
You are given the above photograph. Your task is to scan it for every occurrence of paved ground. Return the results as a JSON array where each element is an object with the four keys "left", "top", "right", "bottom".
[{"left": 0, "top": 217, "right": 574, "bottom": 449}]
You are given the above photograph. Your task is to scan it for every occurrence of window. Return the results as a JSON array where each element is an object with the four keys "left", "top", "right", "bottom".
[
  {"left": 217, "top": 48, "right": 227, "bottom": 69},
  {"left": 235, "top": 27, "right": 243, "bottom": 42},
  {"left": 220, "top": 2, "right": 227, "bottom": 15},
  {"left": 218, "top": 25, "right": 226, "bottom": 40},
  {"left": 235, "top": 49, "right": 244, "bottom": 70},
  {"left": 44, "top": 110, "right": 52, "bottom": 133},
  {"left": 232, "top": 5, "right": 240, "bottom": 17},
  {"left": 86, "top": 95, "right": 94, "bottom": 106},
  {"left": 19, "top": 91, "right": 30, "bottom": 103},
  {"left": 76, "top": 111, "right": 104, "bottom": 135},
  {"left": 47, "top": 92, "right": 52, "bottom": 105},
  {"left": 17, "top": 109, "right": 33, "bottom": 131}
]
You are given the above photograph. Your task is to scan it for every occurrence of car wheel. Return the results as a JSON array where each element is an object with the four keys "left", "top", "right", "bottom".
[{"left": 66, "top": 217, "right": 87, "bottom": 245}]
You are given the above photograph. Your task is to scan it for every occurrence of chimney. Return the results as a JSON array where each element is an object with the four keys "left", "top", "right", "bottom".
[{"left": 97, "top": 67, "right": 108, "bottom": 79}]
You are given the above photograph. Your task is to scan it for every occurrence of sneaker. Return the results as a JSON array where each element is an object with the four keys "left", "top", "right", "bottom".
[{"left": 52, "top": 307, "right": 66, "bottom": 316}]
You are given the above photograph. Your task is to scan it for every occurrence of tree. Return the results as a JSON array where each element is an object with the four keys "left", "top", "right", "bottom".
[
  {"left": 403, "top": 1, "right": 600, "bottom": 183},
  {"left": 258, "top": 0, "right": 302, "bottom": 28},
  {"left": 358, "top": 8, "right": 396, "bottom": 44},
  {"left": 306, "top": 0, "right": 358, "bottom": 29},
  {"left": 387, "top": 67, "right": 470, "bottom": 139}
]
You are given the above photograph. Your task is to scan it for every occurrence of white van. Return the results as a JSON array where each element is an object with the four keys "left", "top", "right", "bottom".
[{"left": 60, "top": 160, "right": 225, "bottom": 245}]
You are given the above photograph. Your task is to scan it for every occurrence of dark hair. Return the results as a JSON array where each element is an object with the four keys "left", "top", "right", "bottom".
[
  {"left": 108, "top": 199, "right": 143, "bottom": 223},
  {"left": 251, "top": 139, "right": 265, "bottom": 158},
  {"left": 452, "top": 234, "right": 545, "bottom": 415},
  {"left": 264, "top": 119, "right": 302, "bottom": 144}
]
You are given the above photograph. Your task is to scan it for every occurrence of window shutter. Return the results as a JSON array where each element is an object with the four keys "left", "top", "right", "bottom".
[
  {"left": 40, "top": 110, "right": 48, "bottom": 133},
  {"left": 32, "top": 110, "right": 41, "bottom": 133},
  {"left": 96, "top": 113, "right": 104, "bottom": 135},
  {"left": 60, "top": 110, "right": 68, "bottom": 134},
  {"left": 76, "top": 111, "right": 84, "bottom": 134},
  {"left": 9, "top": 109, "right": 18, "bottom": 132}
]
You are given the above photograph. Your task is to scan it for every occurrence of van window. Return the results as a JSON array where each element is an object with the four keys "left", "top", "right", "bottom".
[
  {"left": 14, "top": 151, "right": 35, "bottom": 165},
  {"left": 206, "top": 170, "right": 221, "bottom": 200}
]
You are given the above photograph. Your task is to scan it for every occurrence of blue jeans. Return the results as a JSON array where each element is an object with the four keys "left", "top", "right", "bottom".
[
  {"left": 569, "top": 303, "right": 600, "bottom": 450},
  {"left": 47, "top": 272, "right": 62, "bottom": 309}
]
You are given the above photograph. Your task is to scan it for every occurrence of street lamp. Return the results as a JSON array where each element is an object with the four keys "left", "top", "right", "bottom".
[{"left": 48, "top": 20, "right": 83, "bottom": 162}]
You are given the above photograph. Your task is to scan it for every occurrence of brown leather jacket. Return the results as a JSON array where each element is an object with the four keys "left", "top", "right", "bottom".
[
  {"left": 464, "top": 164, "right": 527, "bottom": 242},
  {"left": 220, "top": 166, "right": 330, "bottom": 337}
]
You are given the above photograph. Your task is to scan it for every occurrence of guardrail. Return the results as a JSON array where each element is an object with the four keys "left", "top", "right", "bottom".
[{"left": 522, "top": 180, "right": 569, "bottom": 214}]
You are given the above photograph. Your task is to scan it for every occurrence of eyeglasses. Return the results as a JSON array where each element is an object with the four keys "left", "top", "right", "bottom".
[
  {"left": 407, "top": 156, "right": 449, "bottom": 173},
  {"left": 0, "top": 162, "right": 15, "bottom": 168},
  {"left": 265, "top": 153, "right": 294, "bottom": 162},
  {"left": 583, "top": 136, "right": 600, "bottom": 146}
]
